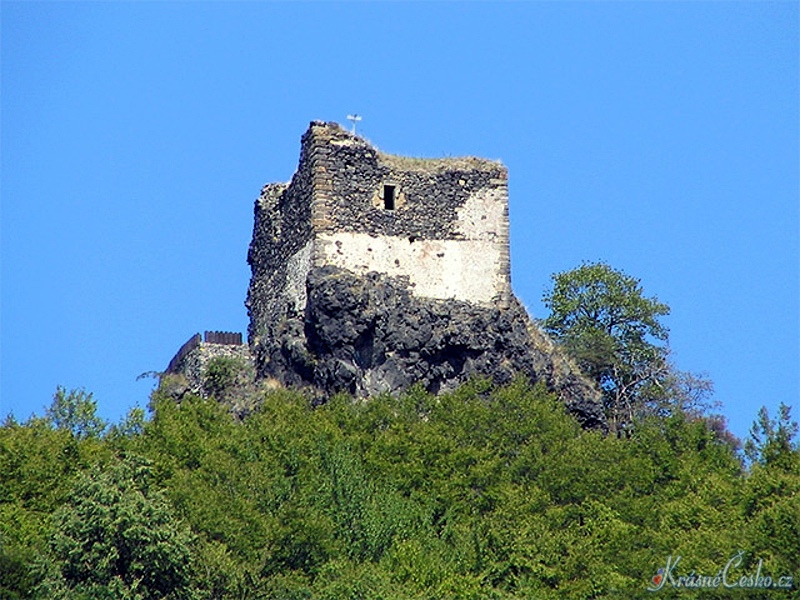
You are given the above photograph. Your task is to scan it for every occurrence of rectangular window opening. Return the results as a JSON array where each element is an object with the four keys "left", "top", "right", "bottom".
[{"left": 383, "top": 185, "right": 396, "bottom": 210}]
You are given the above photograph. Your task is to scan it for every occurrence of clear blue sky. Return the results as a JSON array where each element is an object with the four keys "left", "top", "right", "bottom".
[{"left": 2, "top": 2, "right": 797, "bottom": 443}]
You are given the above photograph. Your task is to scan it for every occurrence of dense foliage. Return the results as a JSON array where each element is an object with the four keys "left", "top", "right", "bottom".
[{"left": 2, "top": 380, "right": 798, "bottom": 599}]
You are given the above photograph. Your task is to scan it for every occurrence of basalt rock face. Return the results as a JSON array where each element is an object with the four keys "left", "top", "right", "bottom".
[{"left": 254, "top": 265, "right": 606, "bottom": 431}]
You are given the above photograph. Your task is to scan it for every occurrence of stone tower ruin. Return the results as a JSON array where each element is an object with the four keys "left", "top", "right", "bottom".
[{"left": 247, "top": 121, "right": 512, "bottom": 346}]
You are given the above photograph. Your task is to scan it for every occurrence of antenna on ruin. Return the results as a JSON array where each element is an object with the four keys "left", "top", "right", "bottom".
[{"left": 346, "top": 114, "right": 362, "bottom": 135}]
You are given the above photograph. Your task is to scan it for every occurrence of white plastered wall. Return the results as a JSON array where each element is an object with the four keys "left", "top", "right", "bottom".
[
  {"left": 284, "top": 240, "right": 313, "bottom": 313},
  {"left": 316, "top": 233, "right": 504, "bottom": 305},
  {"left": 313, "top": 187, "right": 510, "bottom": 306}
]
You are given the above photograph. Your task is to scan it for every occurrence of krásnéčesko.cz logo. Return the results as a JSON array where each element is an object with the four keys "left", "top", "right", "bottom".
[{"left": 648, "top": 552, "right": 793, "bottom": 592}]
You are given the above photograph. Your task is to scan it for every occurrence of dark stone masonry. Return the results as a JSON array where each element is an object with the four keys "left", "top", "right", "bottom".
[{"left": 165, "top": 121, "right": 606, "bottom": 431}]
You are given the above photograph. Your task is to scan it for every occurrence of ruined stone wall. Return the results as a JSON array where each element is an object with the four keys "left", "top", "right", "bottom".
[
  {"left": 164, "top": 332, "right": 253, "bottom": 397},
  {"left": 246, "top": 129, "right": 318, "bottom": 346},
  {"left": 169, "top": 342, "right": 253, "bottom": 394}
]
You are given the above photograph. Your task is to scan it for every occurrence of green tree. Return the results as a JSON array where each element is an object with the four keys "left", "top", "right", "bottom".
[
  {"left": 1, "top": 411, "right": 114, "bottom": 599},
  {"left": 107, "top": 406, "right": 146, "bottom": 441},
  {"left": 745, "top": 403, "right": 799, "bottom": 470},
  {"left": 34, "top": 455, "right": 198, "bottom": 600},
  {"left": 45, "top": 387, "right": 107, "bottom": 439},
  {"left": 741, "top": 405, "right": 800, "bottom": 594},
  {"left": 543, "top": 262, "right": 700, "bottom": 434}
]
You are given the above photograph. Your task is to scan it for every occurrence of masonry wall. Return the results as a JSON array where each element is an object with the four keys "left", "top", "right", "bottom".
[
  {"left": 306, "top": 122, "right": 511, "bottom": 306},
  {"left": 165, "top": 331, "right": 252, "bottom": 396},
  {"left": 246, "top": 128, "right": 317, "bottom": 345}
]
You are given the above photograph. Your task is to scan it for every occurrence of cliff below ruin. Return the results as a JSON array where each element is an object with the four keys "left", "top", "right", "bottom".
[{"left": 252, "top": 265, "right": 606, "bottom": 431}]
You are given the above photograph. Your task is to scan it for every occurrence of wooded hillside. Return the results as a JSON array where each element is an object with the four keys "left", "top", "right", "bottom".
[{"left": 2, "top": 380, "right": 797, "bottom": 599}]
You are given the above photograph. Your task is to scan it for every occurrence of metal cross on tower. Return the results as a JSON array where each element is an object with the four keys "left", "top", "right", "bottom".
[{"left": 346, "top": 114, "right": 362, "bottom": 135}]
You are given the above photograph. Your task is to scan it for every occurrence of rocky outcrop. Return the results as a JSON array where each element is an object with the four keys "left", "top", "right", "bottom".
[{"left": 253, "top": 265, "right": 606, "bottom": 431}]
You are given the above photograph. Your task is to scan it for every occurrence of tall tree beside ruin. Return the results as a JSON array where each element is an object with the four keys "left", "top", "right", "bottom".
[{"left": 542, "top": 262, "right": 673, "bottom": 434}]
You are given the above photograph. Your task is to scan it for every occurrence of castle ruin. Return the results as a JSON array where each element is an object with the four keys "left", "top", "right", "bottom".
[{"left": 166, "top": 121, "right": 605, "bottom": 430}]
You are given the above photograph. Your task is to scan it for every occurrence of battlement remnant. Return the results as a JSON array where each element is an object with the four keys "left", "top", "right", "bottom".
[{"left": 164, "top": 331, "right": 251, "bottom": 398}]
